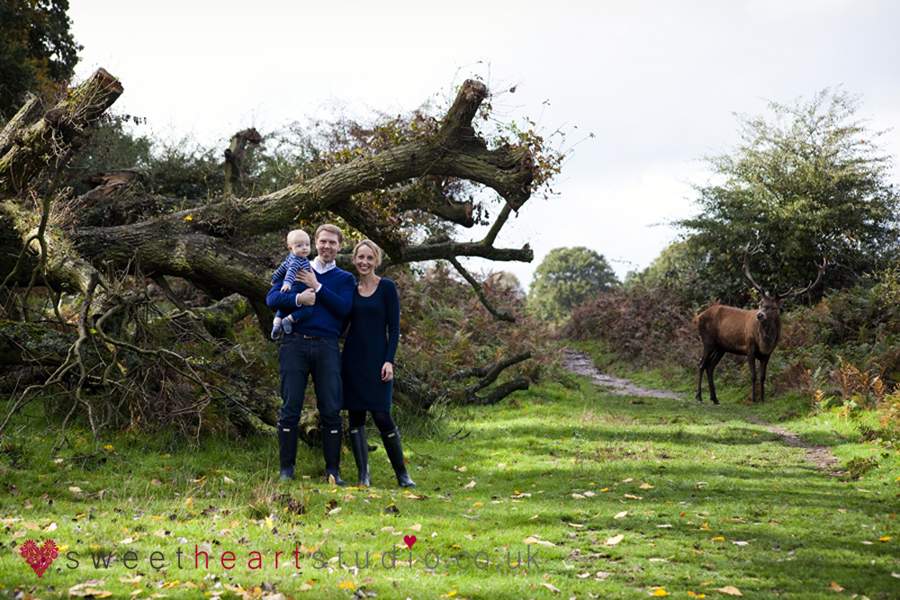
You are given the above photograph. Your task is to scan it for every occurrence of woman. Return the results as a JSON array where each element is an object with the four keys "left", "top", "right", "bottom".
[{"left": 342, "top": 239, "right": 416, "bottom": 488}]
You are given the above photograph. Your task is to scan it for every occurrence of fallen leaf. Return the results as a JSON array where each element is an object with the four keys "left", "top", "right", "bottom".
[
  {"left": 640, "top": 483, "right": 654, "bottom": 489},
  {"left": 408, "top": 523, "right": 422, "bottom": 531},
  {"left": 651, "top": 589, "right": 669, "bottom": 596},
  {"left": 572, "top": 494, "right": 586, "bottom": 499},
  {"left": 624, "top": 494, "right": 643, "bottom": 500},
  {"left": 614, "top": 511, "right": 629, "bottom": 519},
  {"left": 732, "top": 541, "right": 749, "bottom": 546},
  {"left": 878, "top": 536, "right": 891, "bottom": 542},
  {"left": 717, "top": 586, "right": 742, "bottom": 596},
  {"left": 223, "top": 476, "right": 234, "bottom": 484},
  {"left": 69, "top": 486, "right": 83, "bottom": 493},
  {"left": 463, "top": 480, "right": 476, "bottom": 489},
  {"left": 686, "top": 592, "right": 706, "bottom": 598},
  {"left": 540, "top": 582, "right": 561, "bottom": 594},
  {"left": 605, "top": 534, "right": 624, "bottom": 546},
  {"left": 711, "top": 537, "right": 725, "bottom": 542},
  {"left": 827, "top": 582, "right": 844, "bottom": 592}
]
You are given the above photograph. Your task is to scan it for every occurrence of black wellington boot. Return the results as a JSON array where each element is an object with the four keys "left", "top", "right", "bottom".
[
  {"left": 348, "top": 427, "right": 372, "bottom": 487},
  {"left": 278, "top": 423, "right": 298, "bottom": 481},
  {"left": 321, "top": 426, "right": 347, "bottom": 486},
  {"left": 381, "top": 427, "right": 416, "bottom": 487}
]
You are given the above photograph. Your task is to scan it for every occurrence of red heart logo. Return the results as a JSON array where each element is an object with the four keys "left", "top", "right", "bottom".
[
  {"left": 403, "top": 535, "right": 417, "bottom": 548},
  {"left": 20, "top": 539, "right": 59, "bottom": 578}
]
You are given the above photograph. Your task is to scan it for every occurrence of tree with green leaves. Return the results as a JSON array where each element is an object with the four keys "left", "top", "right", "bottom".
[
  {"left": 0, "top": 0, "right": 81, "bottom": 119},
  {"left": 673, "top": 88, "right": 899, "bottom": 305},
  {"left": 528, "top": 246, "right": 617, "bottom": 323}
]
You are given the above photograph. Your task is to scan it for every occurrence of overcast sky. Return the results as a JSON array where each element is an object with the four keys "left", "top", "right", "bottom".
[{"left": 67, "top": 0, "right": 900, "bottom": 287}]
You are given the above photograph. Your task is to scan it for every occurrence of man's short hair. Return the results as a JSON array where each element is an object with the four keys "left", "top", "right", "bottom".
[{"left": 315, "top": 224, "right": 343, "bottom": 244}]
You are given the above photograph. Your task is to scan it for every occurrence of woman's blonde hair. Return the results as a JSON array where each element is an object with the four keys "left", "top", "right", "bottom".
[{"left": 352, "top": 239, "right": 383, "bottom": 267}]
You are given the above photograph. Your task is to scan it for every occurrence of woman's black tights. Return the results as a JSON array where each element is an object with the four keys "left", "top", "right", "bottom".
[{"left": 348, "top": 410, "right": 396, "bottom": 433}]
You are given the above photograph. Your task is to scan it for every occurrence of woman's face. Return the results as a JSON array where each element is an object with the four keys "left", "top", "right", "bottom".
[{"left": 354, "top": 245, "right": 378, "bottom": 275}]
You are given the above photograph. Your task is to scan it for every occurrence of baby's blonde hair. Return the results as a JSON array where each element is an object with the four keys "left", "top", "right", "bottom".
[{"left": 287, "top": 229, "right": 310, "bottom": 247}]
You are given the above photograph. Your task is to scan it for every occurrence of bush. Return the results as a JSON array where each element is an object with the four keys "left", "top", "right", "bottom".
[{"left": 563, "top": 283, "right": 698, "bottom": 370}]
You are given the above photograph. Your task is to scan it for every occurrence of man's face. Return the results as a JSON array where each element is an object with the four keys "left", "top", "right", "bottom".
[{"left": 315, "top": 231, "right": 342, "bottom": 264}]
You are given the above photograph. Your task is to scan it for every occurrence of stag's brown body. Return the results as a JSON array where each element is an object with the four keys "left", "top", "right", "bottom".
[{"left": 696, "top": 251, "right": 824, "bottom": 405}]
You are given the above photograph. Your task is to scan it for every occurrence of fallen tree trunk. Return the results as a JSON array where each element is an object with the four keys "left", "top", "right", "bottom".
[{"left": 0, "top": 69, "right": 547, "bottom": 438}]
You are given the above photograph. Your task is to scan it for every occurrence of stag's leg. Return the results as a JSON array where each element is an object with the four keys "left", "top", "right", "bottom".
[
  {"left": 697, "top": 346, "right": 715, "bottom": 403},
  {"left": 758, "top": 355, "right": 770, "bottom": 403},
  {"left": 706, "top": 349, "right": 724, "bottom": 405},
  {"left": 747, "top": 354, "right": 758, "bottom": 403}
]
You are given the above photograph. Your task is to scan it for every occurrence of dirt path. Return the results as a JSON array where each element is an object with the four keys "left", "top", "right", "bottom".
[
  {"left": 562, "top": 348, "right": 843, "bottom": 472},
  {"left": 561, "top": 348, "right": 685, "bottom": 401}
]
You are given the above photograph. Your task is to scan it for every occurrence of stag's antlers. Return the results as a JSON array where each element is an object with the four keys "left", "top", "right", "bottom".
[{"left": 742, "top": 247, "right": 825, "bottom": 299}]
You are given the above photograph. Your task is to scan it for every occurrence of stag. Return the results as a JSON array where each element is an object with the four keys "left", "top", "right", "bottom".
[{"left": 696, "top": 250, "right": 824, "bottom": 404}]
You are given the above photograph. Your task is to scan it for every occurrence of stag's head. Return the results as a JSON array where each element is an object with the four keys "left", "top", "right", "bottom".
[
  {"left": 755, "top": 293, "right": 783, "bottom": 323},
  {"left": 743, "top": 248, "right": 825, "bottom": 322}
]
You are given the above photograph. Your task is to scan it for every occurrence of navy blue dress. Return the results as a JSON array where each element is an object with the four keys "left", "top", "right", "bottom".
[{"left": 341, "top": 278, "right": 400, "bottom": 412}]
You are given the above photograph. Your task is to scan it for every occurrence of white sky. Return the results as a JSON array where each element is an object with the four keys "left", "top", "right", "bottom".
[{"left": 68, "top": 0, "right": 900, "bottom": 287}]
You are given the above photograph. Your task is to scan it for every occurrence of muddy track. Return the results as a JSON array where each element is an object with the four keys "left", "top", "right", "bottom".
[{"left": 562, "top": 348, "right": 843, "bottom": 473}]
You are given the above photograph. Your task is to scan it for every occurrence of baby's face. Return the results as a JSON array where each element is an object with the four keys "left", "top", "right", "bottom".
[{"left": 289, "top": 237, "right": 311, "bottom": 258}]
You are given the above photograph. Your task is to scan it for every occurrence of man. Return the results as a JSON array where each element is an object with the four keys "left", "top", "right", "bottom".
[{"left": 266, "top": 224, "right": 355, "bottom": 484}]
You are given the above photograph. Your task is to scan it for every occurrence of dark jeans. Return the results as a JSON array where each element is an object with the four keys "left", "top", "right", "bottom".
[{"left": 278, "top": 333, "right": 342, "bottom": 428}]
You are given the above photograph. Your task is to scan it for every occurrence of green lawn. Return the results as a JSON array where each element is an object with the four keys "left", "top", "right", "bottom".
[{"left": 2, "top": 352, "right": 899, "bottom": 599}]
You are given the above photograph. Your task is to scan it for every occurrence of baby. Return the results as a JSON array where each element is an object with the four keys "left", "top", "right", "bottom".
[{"left": 270, "top": 229, "right": 312, "bottom": 339}]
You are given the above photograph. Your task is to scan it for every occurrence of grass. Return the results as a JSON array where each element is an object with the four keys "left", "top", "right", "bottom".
[{"left": 2, "top": 347, "right": 900, "bottom": 599}]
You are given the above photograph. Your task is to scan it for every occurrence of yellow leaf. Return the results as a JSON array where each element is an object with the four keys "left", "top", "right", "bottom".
[
  {"left": 614, "top": 511, "right": 629, "bottom": 519},
  {"left": 640, "top": 483, "right": 654, "bottom": 489},
  {"left": 687, "top": 593, "right": 705, "bottom": 598},
  {"left": 473, "top": 502, "right": 483, "bottom": 506},
  {"left": 652, "top": 589, "right": 669, "bottom": 596},
  {"left": 827, "top": 582, "right": 844, "bottom": 592},
  {"left": 184, "top": 497, "right": 192, "bottom": 507},
  {"left": 185, "top": 215, "right": 193, "bottom": 221},
  {"left": 605, "top": 534, "right": 624, "bottom": 546},
  {"left": 717, "top": 585, "right": 742, "bottom": 596},
  {"left": 879, "top": 536, "right": 891, "bottom": 542},
  {"left": 339, "top": 581, "right": 355, "bottom": 589},
  {"left": 711, "top": 537, "right": 725, "bottom": 542},
  {"left": 265, "top": 515, "right": 274, "bottom": 529}
]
